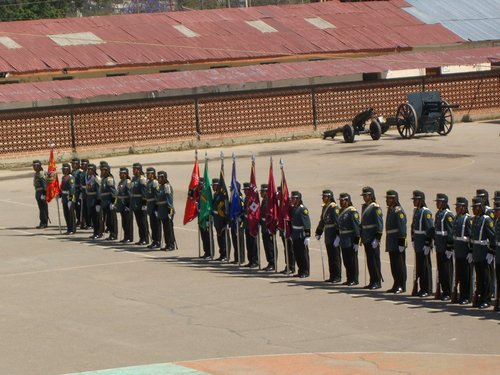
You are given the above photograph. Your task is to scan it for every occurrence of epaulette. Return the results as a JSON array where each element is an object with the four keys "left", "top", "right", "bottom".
[
  {"left": 107, "top": 177, "right": 114, "bottom": 186},
  {"left": 140, "top": 175, "right": 147, "bottom": 185}
]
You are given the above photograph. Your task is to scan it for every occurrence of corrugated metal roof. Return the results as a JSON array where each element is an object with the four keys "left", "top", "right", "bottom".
[
  {"left": 405, "top": 0, "right": 500, "bottom": 41},
  {"left": 0, "top": 1, "right": 464, "bottom": 74},
  {"left": 1, "top": 46, "right": 499, "bottom": 107}
]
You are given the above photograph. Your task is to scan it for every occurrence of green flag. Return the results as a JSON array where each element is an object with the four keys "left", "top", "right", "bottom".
[{"left": 199, "top": 159, "right": 212, "bottom": 229}]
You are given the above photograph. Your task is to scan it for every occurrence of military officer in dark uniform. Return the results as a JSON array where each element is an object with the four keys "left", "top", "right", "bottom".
[
  {"left": 130, "top": 163, "right": 148, "bottom": 245},
  {"left": 243, "top": 182, "right": 259, "bottom": 268},
  {"left": 338, "top": 193, "right": 360, "bottom": 286},
  {"left": 71, "top": 158, "right": 82, "bottom": 227},
  {"left": 360, "top": 187, "right": 384, "bottom": 289},
  {"left": 259, "top": 184, "right": 275, "bottom": 271},
  {"left": 291, "top": 191, "right": 311, "bottom": 278},
  {"left": 411, "top": 190, "right": 434, "bottom": 297},
  {"left": 197, "top": 178, "right": 212, "bottom": 259},
  {"left": 476, "top": 188, "right": 495, "bottom": 300},
  {"left": 145, "top": 167, "right": 161, "bottom": 249},
  {"left": 433, "top": 193, "right": 455, "bottom": 301},
  {"left": 212, "top": 178, "right": 229, "bottom": 261},
  {"left": 452, "top": 197, "right": 474, "bottom": 304},
  {"left": 471, "top": 196, "right": 496, "bottom": 309},
  {"left": 100, "top": 164, "right": 117, "bottom": 241},
  {"left": 385, "top": 190, "right": 407, "bottom": 294},
  {"left": 32, "top": 160, "right": 49, "bottom": 229},
  {"left": 85, "top": 164, "right": 102, "bottom": 239},
  {"left": 60, "top": 163, "right": 76, "bottom": 234},
  {"left": 493, "top": 202, "right": 500, "bottom": 311},
  {"left": 230, "top": 181, "right": 245, "bottom": 264},
  {"left": 315, "top": 189, "right": 341, "bottom": 283},
  {"left": 277, "top": 185, "right": 295, "bottom": 275},
  {"left": 156, "top": 171, "right": 176, "bottom": 251},
  {"left": 116, "top": 167, "right": 133, "bottom": 243},
  {"left": 79, "top": 159, "right": 91, "bottom": 229}
]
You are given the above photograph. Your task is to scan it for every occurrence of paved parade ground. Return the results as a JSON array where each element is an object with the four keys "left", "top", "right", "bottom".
[{"left": 1, "top": 121, "right": 499, "bottom": 374}]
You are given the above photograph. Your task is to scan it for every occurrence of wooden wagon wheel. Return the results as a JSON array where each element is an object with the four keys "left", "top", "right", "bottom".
[
  {"left": 437, "top": 100, "right": 454, "bottom": 136},
  {"left": 396, "top": 103, "right": 417, "bottom": 139}
]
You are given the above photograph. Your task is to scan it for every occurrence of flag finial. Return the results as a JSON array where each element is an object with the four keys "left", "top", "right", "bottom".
[{"left": 280, "top": 158, "right": 284, "bottom": 168}]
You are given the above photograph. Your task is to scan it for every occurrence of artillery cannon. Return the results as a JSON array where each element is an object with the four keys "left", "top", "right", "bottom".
[
  {"left": 323, "top": 108, "right": 389, "bottom": 143},
  {"left": 391, "top": 91, "right": 459, "bottom": 139}
]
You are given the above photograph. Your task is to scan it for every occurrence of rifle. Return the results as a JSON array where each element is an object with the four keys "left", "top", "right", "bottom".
[
  {"left": 411, "top": 252, "right": 418, "bottom": 296},
  {"left": 450, "top": 260, "right": 459, "bottom": 303},
  {"left": 435, "top": 266, "right": 441, "bottom": 300},
  {"left": 472, "top": 266, "right": 479, "bottom": 307}
]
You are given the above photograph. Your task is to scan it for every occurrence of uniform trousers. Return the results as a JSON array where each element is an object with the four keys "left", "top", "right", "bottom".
[
  {"left": 103, "top": 205, "right": 117, "bottom": 239},
  {"left": 89, "top": 205, "right": 102, "bottom": 237},
  {"left": 436, "top": 251, "right": 453, "bottom": 297},
  {"left": 455, "top": 257, "right": 473, "bottom": 302},
  {"left": 148, "top": 213, "right": 161, "bottom": 245},
  {"left": 281, "top": 235, "right": 295, "bottom": 272},
  {"left": 293, "top": 239, "right": 310, "bottom": 276},
  {"left": 230, "top": 226, "right": 245, "bottom": 263},
  {"left": 215, "top": 225, "right": 229, "bottom": 258},
  {"left": 120, "top": 210, "right": 134, "bottom": 241},
  {"left": 160, "top": 216, "right": 175, "bottom": 249},
  {"left": 200, "top": 226, "right": 211, "bottom": 257},
  {"left": 261, "top": 227, "right": 275, "bottom": 266},
  {"left": 341, "top": 246, "right": 359, "bottom": 283},
  {"left": 388, "top": 250, "right": 407, "bottom": 290},
  {"left": 245, "top": 231, "right": 258, "bottom": 265},
  {"left": 62, "top": 200, "right": 76, "bottom": 233},
  {"left": 363, "top": 241, "right": 382, "bottom": 285},
  {"left": 474, "top": 260, "right": 491, "bottom": 304},
  {"left": 415, "top": 251, "right": 433, "bottom": 293},
  {"left": 133, "top": 209, "right": 148, "bottom": 243},
  {"left": 35, "top": 191, "right": 49, "bottom": 226}
]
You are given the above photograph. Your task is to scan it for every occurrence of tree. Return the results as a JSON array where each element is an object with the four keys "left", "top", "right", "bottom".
[{"left": 0, "top": 0, "right": 69, "bottom": 22}]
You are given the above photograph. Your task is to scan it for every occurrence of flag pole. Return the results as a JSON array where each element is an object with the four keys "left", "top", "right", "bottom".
[
  {"left": 280, "top": 158, "right": 289, "bottom": 276},
  {"left": 195, "top": 149, "right": 201, "bottom": 258},
  {"left": 252, "top": 154, "right": 261, "bottom": 270},
  {"left": 205, "top": 152, "right": 215, "bottom": 260},
  {"left": 233, "top": 153, "right": 242, "bottom": 267},
  {"left": 56, "top": 196, "right": 62, "bottom": 234},
  {"left": 221, "top": 151, "right": 230, "bottom": 263}
]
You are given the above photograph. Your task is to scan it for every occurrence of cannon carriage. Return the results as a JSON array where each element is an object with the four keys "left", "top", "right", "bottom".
[{"left": 391, "top": 91, "right": 459, "bottom": 139}]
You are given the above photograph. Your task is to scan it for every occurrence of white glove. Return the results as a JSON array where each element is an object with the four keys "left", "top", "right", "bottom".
[
  {"left": 154, "top": 211, "right": 158, "bottom": 218},
  {"left": 95, "top": 205, "right": 101, "bottom": 213},
  {"left": 353, "top": 244, "right": 359, "bottom": 252},
  {"left": 315, "top": 234, "right": 321, "bottom": 241},
  {"left": 371, "top": 239, "right": 379, "bottom": 249},
  {"left": 67, "top": 201, "right": 72, "bottom": 209},
  {"left": 79, "top": 193, "right": 83, "bottom": 199},
  {"left": 445, "top": 250, "right": 453, "bottom": 259},
  {"left": 141, "top": 205, "right": 147, "bottom": 211},
  {"left": 333, "top": 236, "right": 340, "bottom": 247},
  {"left": 109, "top": 203, "right": 114, "bottom": 210},
  {"left": 304, "top": 237, "right": 311, "bottom": 246},
  {"left": 466, "top": 253, "right": 473, "bottom": 263},
  {"left": 41, "top": 194, "right": 45, "bottom": 200},
  {"left": 398, "top": 246, "right": 405, "bottom": 253},
  {"left": 486, "top": 253, "right": 494, "bottom": 264},
  {"left": 423, "top": 246, "right": 431, "bottom": 256}
]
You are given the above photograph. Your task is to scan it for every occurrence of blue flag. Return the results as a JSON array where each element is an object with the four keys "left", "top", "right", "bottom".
[{"left": 230, "top": 157, "right": 243, "bottom": 223}]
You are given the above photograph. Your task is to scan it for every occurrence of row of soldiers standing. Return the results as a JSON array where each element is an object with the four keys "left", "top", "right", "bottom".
[
  {"left": 32, "top": 159, "right": 177, "bottom": 251},
  {"left": 194, "top": 177, "right": 500, "bottom": 311}
]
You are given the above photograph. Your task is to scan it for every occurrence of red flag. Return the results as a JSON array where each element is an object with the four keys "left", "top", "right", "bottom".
[
  {"left": 265, "top": 157, "right": 278, "bottom": 234},
  {"left": 247, "top": 157, "right": 260, "bottom": 237},
  {"left": 278, "top": 162, "right": 292, "bottom": 239},
  {"left": 45, "top": 148, "right": 60, "bottom": 202},
  {"left": 183, "top": 156, "right": 200, "bottom": 225}
]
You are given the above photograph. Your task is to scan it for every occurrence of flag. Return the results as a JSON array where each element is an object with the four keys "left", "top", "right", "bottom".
[
  {"left": 247, "top": 157, "right": 260, "bottom": 237},
  {"left": 199, "top": 158, "right": 212, "bottom": 230},
  {"left": 218, "top": 154, "right": 229, "bottom": 219},
  {"left": 265, "top": 157, "right": 278, "bottom": 234},
  {"left": 183, "top": 155, "right": 200, "bottom": 225},
  {"left": 278, "top": 161, "right": 292, "bottom": 239},
  {"left": 229, "top": 156, "right": 243, "bottom": 223},
  {"left": 45, "top": 147, "right": 60, "bottom": 202}
]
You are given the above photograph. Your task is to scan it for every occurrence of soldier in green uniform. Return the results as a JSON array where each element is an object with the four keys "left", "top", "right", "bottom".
[
  {"left": 315, "top": 189, "right": 341, "bottom": 283},
  {"left": 433, "top": 193, "right": 455, "bottom": 301},
  {"left": 100, "top": 164, "right": 117, "bottom": 241},
  {"left": 338, "top": 193, "right": 361, "bottom": 286},
  {"left": 360, "top": 187, "right": 384, "bottom": 289},
  {"left": 130, "top": 163, "right": 148, "bottom": 246},
  {"left": 471, "top": 196, "right": 496, "bottom": 309},
  {"left": 230, "top": 181, "right": 245, "bottom": 264},
  {"left": 411, "top": 190, "right": 434, "bottom": 297},
  {"left": 116, "top": 167, "right": 133, "bottom": 243},
  {"left": 476, "top": 189, "right": 495, "bottom": 300},
  {"left": 291, "top": 191, "right": 311, "bottom": 278},
  {"left": 259, "top": 184, "right": 275, "bottom": 271},
  {"left": 71, "top": 158, "right": 82, "bottom": 227},
  {"left": 242, "top": 182, "right": 259, "bottom": 268},
  {"left": 85, "top": 164, "right": 102, "bottom": 239},
  {"left": 212, "top": 178, "right": 229, "bottom": 261},
  {"left": 277, "top": 185, "right": 295, "bottom": 275},
  {"left": 156, "top": 171, "right": 176, "bottom": 251},
  {"left": 452, "top": 197, "right": 474, "bottom": 304},
  {"left": 79, "top": 159, "right": 91, "bottom": 229},
  {"left": 493, "top": 202, "right": 500, "bottom": 311},
  {"left": 60, "top": 163, "right": 76, "bottom": 234},
  {"left": 385, "top": 190, "right": 407, "bottom": 294},
  {"left": 145, "top": 167, "right": 161, "bottom": 249},
  {"left": 197, "top": 178, "right": 212, "bottom": 259},
  {"left": 32, "top": 160, "right": 49, "bottom": 229}
]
